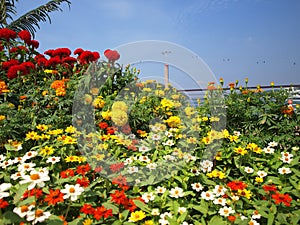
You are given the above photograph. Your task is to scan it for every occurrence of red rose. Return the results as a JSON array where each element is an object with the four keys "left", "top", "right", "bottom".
[{"left": 104, "top": 49, "right": 120, "bottom": 62}]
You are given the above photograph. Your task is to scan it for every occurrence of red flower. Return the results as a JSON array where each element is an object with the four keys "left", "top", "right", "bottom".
[
  {"left": 98, "top": 122, "right": 108, "bottom": 129},
  {"left": 74, "top": 48, "right": 84, "bottom": 55},
  {"left": 110, "top": 162, "right": 125, "bottom": 173},
  {"left": 2, "top": 59, "right": 19, "bottom": 70},
  {"left": 227, "top": 181, "right": 247, "bottom": 191},
  {"left": 46, "top": 56, "right": 61, "bottom": 67},
  {"left": 262, "top": 184, "right": 277, "bottom": 193},
  {"left": 28, "top": 40, "right": 39, "bottom": 49},
  {"left": 0, "top": 199, "right": 9, "bottom": 209},
  {"left": 76, "top": 177, "right": 90, "bottom": 187},
  {"left": 0, "top": 28, "right": 17, "bottom": 40},
  {"left": 121, "top": 124, "right": 131, "bottom": 134},
  {"left": 10, "top": 46, "right": 28, "bottom": 54},
  {"left": 7, "top": 64, "right": 27, "bottom": 79},
  {"left": 44, "top": 49, "right": 54, "bottom": 57},
  {"left": 93, "top": 206, "right": 113, "bottom": 220},
  {"left": 78, "top": 50, "right": 100, "bottom": 64},
  {"left": 21, "top": 61, "right": 35, "bottom": 71},
  {"left": 112, "top": 175, "right": 128, "bottom": 187},
  {"left": 110, "top": 190, "right": 127, "bottom": 205},
  {"left": 52, "top": 48, "right": 71, "bottom": 58},
  {"left": 76, "top": 164, "right": 91, "bottom": 175},
  {"left": 227, "top": 215, "right": 236, "bottom": 223},
  {"left": 272, "top": 192, "right": 292, "bottom": 206},
  {"left": 127, "top": 145, "right": 137, "bottom": 151},
  {"left": 22, "top": 188, "right": 43, "bottom": 199},
  {"left": 123, "top": 199, "right": 137, "bottom": 212},
  {"left": 80, "top": 203, "right": 95, "bottom": 215},
  {"left": 18, "top": 30, "right": 31, "bottom": 43},
  {"left": 106, "top": 126, "right": 116, "bottom": 135},
  {"left": 104, "top": 49, "right": 120, "bottom": 62},
  {"left": 62, "top": 56, "right": 77, "bottom": 64},
  {"left": 60, "top": 169, "right": 75, "bottom": 178},
  {"left": 44, "top": 189, "right": 64, "bottom": 205},
  {"left": 94, "top": 166, "right": 103, "bottom": 173}
]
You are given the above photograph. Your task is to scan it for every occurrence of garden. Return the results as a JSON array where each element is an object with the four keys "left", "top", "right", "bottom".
[{"left": 0, "top": 28, "right": 299, "bottom": 225}]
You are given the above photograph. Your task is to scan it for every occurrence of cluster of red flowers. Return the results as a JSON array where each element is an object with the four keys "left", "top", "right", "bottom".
[
  {"left": 110, "top": 189, "right": 144, "bottom": 212},
  {"left": 262, "top": 184, "right": 293, "bottom": 206},
  {"left": 21, "top": 188, "right": 64, "bottom": 206},
  {"left": 110, "top": 162, "right": 125, "bottom": 173},
  {"left": 80, "top": 204, "right": 113, "bottom": 221},
  {"left": 2, "top": 60, "right": 35, "bottom": 79},
  {"left": 0, "top": 199, "right": 9, "bottom": 209},
  {"left": 60, "top": 164, "right": 92, "bottom": 187},
  {"left": 227, "top": 180, "right": 247, "bottom": 191}
]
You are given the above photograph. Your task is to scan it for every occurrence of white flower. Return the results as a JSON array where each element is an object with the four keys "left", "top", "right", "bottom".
[
  {"left": 178, "top": 207, "right": 187, "bottom": 214},
  {"left": 191, "top": 183, "right": 204, "bottom": 192},
  {"left": 240, "top": 215, "right": 247, "bottom": 220},
  {"left": 164, "top": 155, "right": 176, "bottom": 161},
  {"left": 184, "top": 154, "right": 196, "bottom": 162},
  {"left": 249, "top": 219, "right": 260, "bottom": 225},
  {"left": 61, "top": 184, "right": 84, "bottom": 201},
  {"left": 169, "top": 187, "right": 184, "bottom": 198},
  {"left": 19, "top": 169, "right": 50, "bottom": 190},
  {"left": 26, "top": 209, "right": 51, "bottom": 224},
  {"left": 231, "top": 195, "right": 240, "bottom": 201},
  {"left": 13, "top": 205, "right": 35, "bottom": 218},
  {"left": 263, "top": 147, "right": 275, "bottom": 154},
  {"left": 162, "top": 140, "right": 175, "bottom": 146},
  {"left": 151, "top": 208, "right": 160, "bottom": 216},
  {"left": 201, "top": 191, "right": 215, "bottom": 201},
  {"left": 139, "top": 145, "right": 151, "bottom": 153},
  {"left": 213, "top": 197, "right": 227, "bottom": 206},
  {"left": 155, "top": 186, "right": 167, "bottom": 194},
  {"left": 278, "top": 167, "right": 292, "bottom": 174},
  {"left": 233, "top": 131, "right": 241, "bottom": 136},
  {"left": 165, "top": 131, "right": 173, "bottom": 137},
  {"left": 127, "top": 166, "right": 138, "bottom": 174},
  {"left": 124, "top": 157, "right": 133, "bottom": 165},
  {"left": 139, "top": 155, "right": 151, "bottom": 163},
  {"left": 129, "top": 134, "right": 136, "bottom": 139},
  {"left": 0, "top": 159, "right": 14, "bottom": 169},
  {"left": 268, "top": 141, "right": 278, "bottom": 147},
  {"left": 213, "top": 185, "right": 227, "bottom": 197},
  {"left": 281, "top": 152, "right": 293, "bottom": 158},
  {"left": 200, "top": 160, "right": 213, "bottom": 172},
  {"left": 252, "top": 210, "right": 261, "bottom": 219},
  {"left": 257, "top": 171, "right": 267, "bottom": 178},
  {"left": 146, "top": 163, "right": 157, "bottom": 170},
  {"left": 23, "top": 151, "right": 38, "bottom": 161},
  {"left": 141, "top": 192, "right": 155, "bottom": 203},
  {"left": 0, "top": 183, "right": 12, "bottom": 199},
  {"left": 18, "top": 162, "right": 36, "bottom": 172},
  {"left": 244, "top": 166, "right": 254, "bottom": 174},
  {"left": 13, "top": 156, "right": 25, "bottom": 164},
  {"left": 46, "top": 156, "right": 61, "bottom": 164},
  {"left": 10, "top": 171, "right": 25, "bottom": 180},
  {"left": 159, "top": 218, "right": 170, "bottom": 225},
  {"left": 151, "top": 134, "right": 161, "bottom": 141},
  {"left": 218, "top": 206, "right": 235, "bottom": 217},
  {"left": 190, "top": 168, "right": 200, "bottom": 175},
  {"left": 160, "top": 212, "right": 172, "bottom": 220},
  {"left": 0, "top": 154, "right": 6, "bottom": 162},
  {"left": 292, "top": 146, "right": 299, "bottom": 151}
]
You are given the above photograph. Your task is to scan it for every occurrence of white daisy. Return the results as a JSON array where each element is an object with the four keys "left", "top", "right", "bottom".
[
  {"left": 178, "top": 207, "right": 187, "bottom": 214},
  {"left": 23, "top": 151, "right": 38, "bottom": 161},
  {"left": 61, "top": 184, "right": 84, "bottom": 201},
  {"left": 0, "top": 183, "right": 12, "bottom": 199},
  {"left": 201, "top": 191, "right": 215, "bottom": 201},
  {"left": 46, "top": 156, "right": 61, "bottom": 164},
  {"left": 13, "top": 204, "right": 35, "bottom": 218},
  {"left": 218, "top": 206, "right": 235, "bottom": 217},
  {"left": 0, "top": 154, "right": 6, "bottom": 162},
  {"left": 155, "top": 186, "right": 167, "bottom": 194},
  {"left": 162, "top": 140, "right": 175, "bottom": 146},
  {"left": 139, "top": 155, "right": 151, "bottom": 163},
  {"left": 124, "top": 157, "right": 133, "bottom": 165},
  {"left": 252, "top": 210, "right": 261, "bottom": 219},
  {"left": 268, "top": 141, "right": 278, "bottom": 147},
  {"left": 18, "top": 162, "right": 36, "bottom": 172},
  {"left": 169, "top": 187, "right": 184, "bottom": 198},
  {"left": 139, "top": 145, "right": 151, "bottom": 153},
  {"left": 151, "top": 208, "right": 160, "bottom": 216},
  {"left": 127, "top": 166, "right": 138, "bottom": 174},
  {"left": 278, "top": 167, "right": 292, "bottom": 174},
  {"left": 256, "top": 171, "right": 267, "bottom": 178},
  {"left": 141, "top": 192, "right": 155, "bottom": 203},
  {"left": 0, "top": 159, "right": 14, "bottom": 169},
  {"left": 244, "top": 166, "right": 254, "bottom": 174},
  {"left": 26, "top": 209, "right": 51, "bottom": 225},
  {"left": 146, "top": 163, "right": 157, "bottom": 170},
  {"left": 19, "top": 169, "right": 50, "bottom": 190},
  {"left": 191, "top": 183, "right": 204, "bottom": 192},
  {"left": 10, "top": 171, "right": 25, "bottom": 180},
  {"left": 213, "top": 197, "right": 227, "bottom": 206},
  {"left": 151, "top": 134, "right": 161, "bottom": 141},
  {"left": 263, "top": 147, "right": 275, "bottom": 154},
  {"left": 249, "top": 219, "right": 260, "bottom": 225},
  {"left": 213, "top": 185, "right": 227, "bottom": 197}
]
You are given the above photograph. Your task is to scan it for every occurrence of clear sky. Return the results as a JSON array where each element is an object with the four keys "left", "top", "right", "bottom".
[{"left": 13, "top": 0, "right": 300, "bottom": 88}]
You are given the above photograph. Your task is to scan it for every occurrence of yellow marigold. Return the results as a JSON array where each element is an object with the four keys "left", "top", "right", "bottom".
[
  {"left": 129, "top": 210, "right": 146, "bottom": 222},
  {"left": 65, "top": 125, "right": 76, "bottom": 133},
  {"left": 164, "top": 116, "right": 181, "bottom": 128},
  {"left": 47, "top": 129, "right": 64, "bottom": 135},
  {"left": 234, "top": 146, "right": 247, "bottom": 155},
  {"left": 26, "top": 131, "right": 40, "bottom": 140},
  {"left": 237, "top": 189, "right": 252, "bottom": 199},
  {"left": 55, "top": 87, "right": 66, "bottom": 97},
  {"left": 111, "top": 110, "right": 128, "bottom": 126},
  {"left": 36, "top": 124, "right": 49, "bottom": 131},
  {"left": 93, "top": 96, "right": 105, "bottom": 108},
  {"left": 51, "top": 80, "right": 66, "bottom": 90},
  {"left": 44, "top": 69, "right": 58, "bottom": 74},
  {"left": 112, "top": 101, "right": 128, "bottom": 112},
  {"left": 101, "top": 110, "right": 111, "bottom": 120},
  {"left": 0, "top": 80, "right": 9, "bottom": 93},
  {"left": 63, "top": 136, "right": 77, "bottom": 145},
  {"left": 40, "top": 146, "right": 55, "bottom": 156},
  {"left": 185, "top": 106, "right": 195, "bottom": 116},
  {"left": 143, "top": 87, "right": 152, "bottom": 92},
  {"left": 0, "top": 115, "right": 6, "bottom": 121},
  {"left": 160, "top": 98, "right": 174, "bottom": 109},
  {"left": 65, "top": 155, "right": 79, "bottom": 162}
]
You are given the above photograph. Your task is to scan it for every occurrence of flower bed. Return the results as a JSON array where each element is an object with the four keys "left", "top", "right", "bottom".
[{"left": 0, "top": 28, "right": 300, "bottom": 225}]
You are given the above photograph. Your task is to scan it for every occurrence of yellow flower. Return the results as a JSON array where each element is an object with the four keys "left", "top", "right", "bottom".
[
  {"left": 171, "top": 94, "right": 180, "bottom": 100},
  {"left": 143, "top": 220, "right": 154, "bottom": 225},
  {"left": 234, "top": 146, "right": 247, "bottom": 155},
  {"left": 47, "top": 129, "right": 64, "bottom": 135},
  {"left": 40, "top": 146, "right": 55, "bottom": 156},
  {"left": 65, "top": 125, "right": 76, "bottom": 133},
  {"left": 97, "top": 143, "right": 109, "bottom": 150},
  {"left": 36, "top": 124, "right": 49, "bottom": 131},
  {"left": 210, "top": 116, "right": 220, "bottom": 122},
  {"left": 42, "top": 90, "right": 48, "bottom": 96},
  {"left": 101, "top": 110, "right": 112, "bottom": 120},
  {"left": 65, "top": 156, "right": 79, "bottom": 162},
  {"left": 202, "top": 116, "right": 209, "bottom": 122},
  {"left": 207, "top": 170, "right": 226, "bottom": 179},
  {"left": 111, "top": 110, "right": 128, "bottom": 126},
  {"left": 93, "top": 96, "right": 105, "bottom": 109},
  {"left": 63, "top": 136, "right": 77, "bottom": 145},
  {"left": 164, "top": 116, "right": 181, "bottom": 128},
  {"left": 237, "top": 189, "right": 252, "bottom": 199},
  {"left": 112, "top": 101, "right": 128, "bottom": 112},
  {"left": 44, "top": 69, "right": 58, "bottom": 74},
  {"left": 77, "top": 156, "right": 87, "bottom": 163},
  {"left": 140, "top": 96, "right": 147, "bottom": 104},
  {"left": 160, "top": 98, "right": 174, "bottom": 109},
  {"left": 84, "top": 94, "right": 93, "bottom": 104},
  {"left": 255, "top": 177, "right": 263, "bottom": 183},
  {"left": 129, "top": 210, "right": 146, "bottom": 222},
  {"left": 55, "top": 87, "right": 66, "bottom": 96},
  {"left": 228, "top": 135, "right": 238, "bottom": 142},
  {"left": 82, "top": 218, "right": 93, "bottom": 225},
  {"left": 155, "top": 90, "right": 165, "bottom": 96},
  {"left": 253, "top": 146, "right": 262, "bottom": 154},
  {"left": 185, "top": 107, "right": 195, "bottom": 116},
  {"left": 143, "top": 87, "right": 152, "bottom": 92},
  {"left": 91, "top": 154, "right": 105, "bottom": 160},
  {"left": 0, "top": 115, "right": 6, "bottom": 121},
  {"left": 26, "top": 131, "right": 40, "bottom": 140},
  {"left": 202, "top": 136, "right": 211, "bottom": 145},
  {"left": 222, "top": 129, "right": 230, "bottom": 138},
  {"left": 137, "top": 130, "right": 148, "bottom": 137},
  {"left": 40, "top": 134, "right": 51, "bottom": 140}
]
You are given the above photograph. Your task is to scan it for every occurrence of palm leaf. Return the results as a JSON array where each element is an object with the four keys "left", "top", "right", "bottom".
[
  {"left": 6, "top": 0, "right": 71, "bottom": 37},
  {"left": 0, "top": 0, "right": 19, "bottom": 26}
]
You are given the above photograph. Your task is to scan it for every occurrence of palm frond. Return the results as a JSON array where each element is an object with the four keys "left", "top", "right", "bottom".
[
  {"left": 1, "top": 0, "right": 19, "bottom": 26},
  {"left": 6, "top": 0, "right": 71, "bottom": 37}
]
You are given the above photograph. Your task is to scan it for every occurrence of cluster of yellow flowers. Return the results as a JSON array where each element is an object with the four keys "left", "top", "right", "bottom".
[
  {"left": 0, "top": 80, "right": 9, "bottom": 93},
  {"left": 111, "top": 101, "right": 128, "bottom": 126},
  {"left": 207, "top": 169, "right": 226, "bottom": 179},
  {"left": 50, "top": 79, "right": 68, "bottom": 97}
]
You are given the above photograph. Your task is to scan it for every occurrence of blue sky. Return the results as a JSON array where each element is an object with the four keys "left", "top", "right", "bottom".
[{"left": 13, "top": 0, "right": 300, "bottom": 88}]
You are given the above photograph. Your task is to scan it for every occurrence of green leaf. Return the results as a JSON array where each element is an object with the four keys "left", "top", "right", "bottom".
[
  {"left": 1, "top": 211, "right": 23, "bottom": 224},
  {"left": 208, "top": 215, "right": 227, "bottom": 225},
  {"left": 102, "top": 202, "right": 119, "bottom": 214},
  {"left": 68, "top": 218, "right": 83, "bottom": 225},
  {"left": 48, "top": 215, "right": 64, "bottom": 225},
  {"left": 13, "top": 183, "right": 29, "bottom": 205},
  {"left": 133, "top": 200, "right": 151, "bottom": 213}
]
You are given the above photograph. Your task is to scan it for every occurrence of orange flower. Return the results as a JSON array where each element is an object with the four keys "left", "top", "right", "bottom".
[
  {"left": 44, "top": 189, "right": 64, "bottom": 205},
  {"left": 228, "top": 82, "right": 235, "bottom": 88},
  {"left": 19, "top": 95, "right": 27, "bottom": 100},
  {"left": 51, "top": 80, "right": 66, "bottom": 90}
]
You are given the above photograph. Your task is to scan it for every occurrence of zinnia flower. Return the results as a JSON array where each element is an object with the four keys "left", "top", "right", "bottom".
[{"left": 61, "top": 184, "right": 84, "bottom": 201}]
